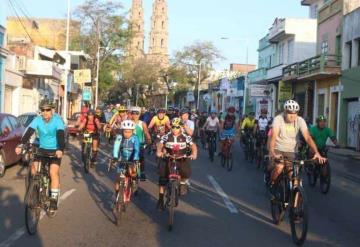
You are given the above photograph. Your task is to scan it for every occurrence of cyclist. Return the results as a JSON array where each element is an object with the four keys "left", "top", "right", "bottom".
[
  {"left": 112, "top": 120, "right": 140, "bottom": 198},
  {"left": 75, "top": 105, "right": 89, "bottom": 127},
  {"left": 180, "top": 108, "right": 195, "bottom": 136},
  {"left": 78, "top": 109, "right": 102, "bottom": 164},
  {"left": 15, "top": 99, "right": 65, "bottom": 216},
  {"left": 219, "top": 106, "right": 239, "bottom": 154},
  {"left": 156, "top": 118, "right": 198, "bottom": 210},
  {"left": 197, "top": 111, "right": 208, "bottom": 144},
  {"left": 203, "top": 110, "right": 220, "bottom": 150},
  {"left": 240, "top": 112, "right": 256, "bottom": 144},
  {"left": 254, "top": 109, "right": 270, "bottom": 155},
  {"left": 268, "top": 100, "right": 326, "bottom": 187},
  {"left": 148, "top": 108, "right": 171, "bottom": 135},
  {"left": 108, "top": 105, "right": 128, "bottom": 133},
  {"left": 130, "top": 106, "right": 152, "bottom": 180}
]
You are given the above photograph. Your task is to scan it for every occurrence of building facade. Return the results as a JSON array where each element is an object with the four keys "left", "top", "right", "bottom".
[
  {"left": 128, "top": 0, "right": 145, "bottom": 59},
  {"left": 0, "top": 25, "right": 7, "bottom": 112}
]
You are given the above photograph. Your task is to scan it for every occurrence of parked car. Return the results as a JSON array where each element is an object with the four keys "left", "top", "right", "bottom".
[
  {"left": 67, "top": 112, "right": 81, "bottom": 137},
  {"left": 0, "top": 113, "right": 25, "bottom": 177},
  {"left": 18, "top": 112, "right": 38, "bottom": 128}
]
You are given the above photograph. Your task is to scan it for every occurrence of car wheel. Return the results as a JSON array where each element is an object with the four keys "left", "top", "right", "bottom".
[{"left": 0, "top": 154, "right": 6, "bottom": 178}]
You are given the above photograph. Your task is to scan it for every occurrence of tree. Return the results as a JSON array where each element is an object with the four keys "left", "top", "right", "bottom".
[{"left": 72, "top": 0, "right": 131, "bottom": 101}]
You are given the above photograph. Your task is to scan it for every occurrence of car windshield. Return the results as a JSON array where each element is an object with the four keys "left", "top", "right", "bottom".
[{"left": 18, "top": 115, "right": 36, "bottom": 127}]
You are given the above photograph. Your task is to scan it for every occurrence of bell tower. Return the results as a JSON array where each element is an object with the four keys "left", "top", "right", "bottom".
[
  {"left": 148, "top": 0, "right": 169, "bottom": 67},
  {"left": 129, "top": 0, "right": 145, "bottom": 58}
]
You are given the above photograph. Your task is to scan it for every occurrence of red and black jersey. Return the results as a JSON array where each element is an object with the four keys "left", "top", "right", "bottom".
[{"left": 161, "top": 133, "right": 193, "bottom": 156}]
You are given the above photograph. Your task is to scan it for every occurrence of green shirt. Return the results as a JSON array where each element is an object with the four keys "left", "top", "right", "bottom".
[
  {"left": 134, "top": 120, "right": 145, "bottom": 144},
  {"left": 310, "top": 126, "right": 335, "bottom": 150}
]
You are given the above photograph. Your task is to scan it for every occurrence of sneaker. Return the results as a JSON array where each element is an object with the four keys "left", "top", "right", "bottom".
[
  {"left": 156, "top": 198, "right": 165, "bottom": 211},
  {"left": 140, "top": 173, "right": 147, "bottom": 181},
  {"left": 179, "top": 183, "right": 188, "bottom": 196},
  {"left": 48, "top": 198, "right": 58, "bottom": 218}
]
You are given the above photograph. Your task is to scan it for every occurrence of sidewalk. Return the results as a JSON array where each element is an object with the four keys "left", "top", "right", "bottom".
[{"left": 328, "top": 147, "right": 360, "bottom": 161}]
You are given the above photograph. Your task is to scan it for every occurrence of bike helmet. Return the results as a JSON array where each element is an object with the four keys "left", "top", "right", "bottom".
[
  {"left": 120, "top": 120, "right": 135, "bottom": 130},
  {"left": 210, "top": 109, "right": 217, "bottom": 114},
  {"left": 249, "top": 111, "right": 255, "bottom": 116},
  {"left": 157, "top": 108, "right": 166, "bottom": 114},
  {"left": 284, "top": 100, "right": 300, "bottom": 113},
  {"left": 87, "top": 109, "right": 95, "bottom": 115},
  {"left": 227, "top": 106, "right": 236, "bottom": 113},
  {"left": 130, "top": 106, "right": 141, "bottom": 113},
  {"left": 317, "top": 115, "right": 327, "bottom": 122},
  {"left": 180, "top": 108, "right": 190, "bottom": 115},
  {"left": 39, "top": 99, "right": 54, "bottom": 110},
  {"left": 171, "top": 118, "right": 183, "bottom": 127},
  {"left": 118, "top": 105, "right": 126, "bottom": 112}
]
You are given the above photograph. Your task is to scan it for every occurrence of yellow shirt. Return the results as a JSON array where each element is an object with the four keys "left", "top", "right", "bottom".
[
  {"left": 152, "top": 115, "right": 170, "bottom": 127},
  {"left": 241, "top": 117, "right": 256, "bottom": 130}
]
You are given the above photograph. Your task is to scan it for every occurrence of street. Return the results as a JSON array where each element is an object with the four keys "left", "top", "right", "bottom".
[{"left": 1, "top": 138, "right": 360, "bottom": 247}]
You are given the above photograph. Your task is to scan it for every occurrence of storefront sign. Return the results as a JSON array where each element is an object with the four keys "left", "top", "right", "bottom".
[
  {"left": 82, "top": 86, "right": 92, "bottom": 101},
  {"left": 74, "top": 69, "right": 91, "bottom": 84},
  {"left": 250, "top": 84, "right": 271, "bottom": 97},
  {"left": 278, "top": 80, "right": 292, "bottom": 101}
]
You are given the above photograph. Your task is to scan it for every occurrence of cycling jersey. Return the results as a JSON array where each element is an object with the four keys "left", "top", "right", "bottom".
[
  {"left": 134, "top": 120, "right": 145, "bottom": 144},
  {"left": 81, "top": 117, "right": 100, "bottom": 133},
  {"left": 29, "top": 114, "right": 65, "bottom": 150},
  {"left": 222, "top": 114, "right": 236, "bottom": 130},
  {"left": 241, "top": 117, "right": 256, "bottom": 130},
  {"left": 161, "top": 132, "right": 193, "bottom": 157},
  {"left": 256, "top": 116, "right": 269, "bottom": 131},
  {"left": 113, "top": 134, "right": 140, "bottom": 161},
  {"left": 152, "top": 115, "right": 170, "bottom": 128},
  {"left": 205, "top": 117, "right": 219, "bottom": 131},
  {"left": 310, "top": 126, "right": 335, "bottom": 150}
]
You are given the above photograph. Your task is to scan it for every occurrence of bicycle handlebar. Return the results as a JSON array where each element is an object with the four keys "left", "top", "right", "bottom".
[
  {"left": 275, "top": 156, "right": 317, "bottom": 165},
  {"left": 162, "top": 153, "right": 189, "bottom": 160}
]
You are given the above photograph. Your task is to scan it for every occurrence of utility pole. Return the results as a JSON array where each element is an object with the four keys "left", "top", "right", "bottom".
[
  {"left": 63, "top": 0, "right": 71, "bottom": 123},
  {"left": 197, "top": 63, "right": 201, "bottom": 110},
  {"left": 95, "top": 22, "right": 100, "bottom": 108}
]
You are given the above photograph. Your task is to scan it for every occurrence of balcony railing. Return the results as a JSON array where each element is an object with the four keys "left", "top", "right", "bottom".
[
  {"left": 247, "top": 68, "right": 267, "bottom": 83},
  {"left": 24, "top": 59, "right": 63, "bottom": 81},
  {"left": 283, "top": 54, "right": 341, "bottom": 80}
]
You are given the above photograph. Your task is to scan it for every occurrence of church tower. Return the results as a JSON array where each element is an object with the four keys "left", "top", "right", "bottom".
[
  {"left": 128, "top": 0, "right": 145, "bottom": 58},
  {"left": 148, "top": 0, "right": 169, "bottom": 67}
]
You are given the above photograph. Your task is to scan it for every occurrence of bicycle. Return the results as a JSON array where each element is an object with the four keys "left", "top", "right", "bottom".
[
  {"left": 220, "top": 135, "right": 234, "bottom": 171},
  {"left": 111, "top": 160, "right": 140, "bottom": 225},
  {"left": 22, "top": 141, "right": 39, "bottom": 190},
  {"left": 24, "top": 152, "right": 57, "bottom": 235},
  {"left": 104, "top": 125, "right": 113, "bottom": 145},
  {"left": 270, "top": 156, "right": 315, "bottom": 245},
  {"left": 160, "top": 154, "right": 189, "bottom": 231},
  {"left": 81, "top": 131, "right": 93, "bottom": 174},
  {"left": 243, "top": 131, "right": 255, "bottom": 162},
  {"left": 199, "top": 128, "right": 207, "bottom": 149},
  {"left": 254, "top": 131, "right": 267, "bottom": 169},
  {"left": 306, "top": 148, "right": 331, "bottom": 194},
  {"left": 206, "top": 130, "right": 217, "bottom": 162}
]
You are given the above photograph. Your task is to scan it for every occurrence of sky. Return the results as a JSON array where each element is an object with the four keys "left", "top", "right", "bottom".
[{"left": 0, "top": 0, "right": 309, "bottom": 70}]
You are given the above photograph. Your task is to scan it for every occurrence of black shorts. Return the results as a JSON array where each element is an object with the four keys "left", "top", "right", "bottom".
[
  {"left": 158, "top": 159, "right": 191, "bottom": 186},
  {"left": 34, "top": 148, "right": 62, "bottom": 166}
]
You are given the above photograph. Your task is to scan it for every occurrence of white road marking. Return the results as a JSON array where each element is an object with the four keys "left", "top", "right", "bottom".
[
  {"left": 207, "top": 175, "right": 238, "bottom": 214},
  {"left": 0, "top": 189, "right": 76, "bottom": 247}
]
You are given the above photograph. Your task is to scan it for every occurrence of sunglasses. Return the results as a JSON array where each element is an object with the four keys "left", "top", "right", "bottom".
[
  {"left": 119, "top": 110, "right": 126, "bottom": 113},
  {"left": 41, "top": 108, "right": 52, "bottom": 112},
  {"left": 172, "top": 126, "right": 181, "bottom": 129},
  {"left": 131, "top": 111, "right": 140, "bottom": 115}
]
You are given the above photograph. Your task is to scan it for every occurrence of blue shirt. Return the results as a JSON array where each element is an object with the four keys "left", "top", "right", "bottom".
[
  {"left": 29, "top": 114, "right": 65, "bottom": 150},
  {"left": 113, "top": 134, "right": 140, "bottom": 161}
]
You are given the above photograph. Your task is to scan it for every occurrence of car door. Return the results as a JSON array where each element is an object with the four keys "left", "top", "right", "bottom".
[
  {"left": 8, "top": 116, "right": 24, "bottom": 162},
  {"left": 0, "top": 116, "right": 16, "bottom": 165}
]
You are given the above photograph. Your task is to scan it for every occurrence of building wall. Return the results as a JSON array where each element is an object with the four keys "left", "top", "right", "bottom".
[
  {"left": 229, "top": 64, "right": 256, "bottom": 73},
  {"left": 6, "top": 18, "right": 80, "bottom": 50},
  {"left": 317, "top": 11, "right": 342, "bottom": 55},
  {"left": 344, "top": 0, "right": 360, "bottom": 15}
]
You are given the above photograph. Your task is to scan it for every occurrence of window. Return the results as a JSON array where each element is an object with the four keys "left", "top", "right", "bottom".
[
  {"left": 0, "top": 32, "right": 3, "bottom": 47},
  {"left": 310, "top": 4, "right": 318, "bottom": 18},
  {"left": 287, "top": 39, "right": 294, "bottom": 64},
  {"left": 346, "top": 41, "right": 352, "bottom": 69},
  {"left": 162, "top": 21, "right": 165, "bottom": 29},
  {"left": 161, "top": 39, "right": 164, "bottom": 48},
  {"left": 321, "top": 41, "right": 328, "bottom": 54},
  {"left": 8, "top": 116, "right": 19, "bottom": 129},
  {"left": 279, "top": 43, "right": 284, "bottom": 64},
  {"left": 357, "top": 39, "right": 360, "bottom": 66},
  {"left": 0, "top": 117, "right": 13, "bottom": 136}
]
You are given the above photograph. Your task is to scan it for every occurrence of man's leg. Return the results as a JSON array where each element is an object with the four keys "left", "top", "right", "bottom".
[
  {"left": 157, "top": 162, "right": 168, "bottom": 211},
  {"left": 49, "top": 163, "right": 60, "bottom": 215},
  {"left": 140, "top": 146, "right": 146, "bottom": 181},
  {"left": 92, "top": 138, "right": 98, "bottom": 163}
]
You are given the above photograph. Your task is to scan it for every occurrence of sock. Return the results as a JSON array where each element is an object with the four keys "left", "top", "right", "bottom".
[
  {"left": 51, "top": 189, "right": 60, "bottom": 202},
  {"left": 159, "top": 193, "right": 164, "bottom": 201}
]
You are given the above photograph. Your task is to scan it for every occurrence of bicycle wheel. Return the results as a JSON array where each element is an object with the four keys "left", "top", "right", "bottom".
[
  {"left": 270, "top": 181, "right": 285, "bottom": 225},
  {"left": 85, "top": 145, "right": 91, "bottom": 173},
  {"left": 227, "top": 153, "right": 233, "bottom": 171},
  {"left": 208, "top": 139, "right": 214, "bottom": 162},
  {"left": 320, "top": 163, "right": 331, "bottom": 194},
  {"left": 249, "top": 140, "right": 255, "bottom": 162},
  {"left": 307, "top": 165, "right": 317, "bottom": 187},
  {"left": 25, "top": 180, "right": 41, "bottom": 235},
  {"left": 255, "top": 149, "right": 262, "bottom": 169},
  {"left": 114, "top": 185, "right": 125, "bottom": 226},
  {"left": 220, "top": 153, "right": 226, "bottom": 167},
  {"left": 290, "top": 186, "right": 308, "bottom": 245},
  {"left": 168, "top": 181, "right": 177, "bottom": 232}
]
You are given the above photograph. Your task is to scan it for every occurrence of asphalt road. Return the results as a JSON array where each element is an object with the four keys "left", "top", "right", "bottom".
[{"left": 1, "top": 137, "right": 360, "bottom": 247}]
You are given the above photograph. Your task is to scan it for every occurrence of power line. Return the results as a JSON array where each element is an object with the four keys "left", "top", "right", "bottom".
[{"left": 7, "top": 0, "right": 33, "bottom": 42}]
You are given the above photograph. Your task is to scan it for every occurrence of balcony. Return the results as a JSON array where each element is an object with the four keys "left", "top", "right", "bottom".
[
  {"left": 248, "top": 68, "right": 267, "bottom": 83},
  {"left": 282, "top": 54, "right": 341, "bottom": 81},
  {"left": 318, "top": 0, "right": 342, "bottom": 24},
  {"left": 24, "top": 59, "right": 63, "bottom": 81},
  {"left": 267, "top": 64, "right": 285, "bottom": 80},
  {"left": 301, "top": 0, "right": 318, "bottom": 6}
]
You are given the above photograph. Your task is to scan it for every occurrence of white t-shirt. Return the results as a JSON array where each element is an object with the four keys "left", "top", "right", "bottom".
[
  {"left": 184, "top": 119, "right": 195, "bottom": 131},
  {"left": 257, "top": 117, "right": 269, "bottom": 131},
  {"left": 206, "top": 117, "right": 219, "bottom": 131}
]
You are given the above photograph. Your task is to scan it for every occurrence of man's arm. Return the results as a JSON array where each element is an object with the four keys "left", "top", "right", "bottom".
[
  {"left": 21, "top": 127, "right": 36, "bottom": 145},
  {"left": 190, "top": 143, "right": 198, "bottom": 160},
  {"left": 143, "top": 122, "right": 152, "bottom": 143},
  {"left": 269, "top": 126, "right": 279, "bottom": 158},
  {"left": 303, "top": 129, "right": 320, "bottom": 155},
  {"left": 133, "top": 136, "right": 140, "bottom": 161},
  {"left": 148, "top": 117, "right": 155, "bottom": 130},
  {"left": 56, "top": 130, "right": 65, "bottom": 151}
]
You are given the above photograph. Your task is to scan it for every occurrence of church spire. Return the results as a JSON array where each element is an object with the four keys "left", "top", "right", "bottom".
[
  {"left": 148, "top": 0, "right": 169, "bottom": 66},
  {"left": 129, "top": 0, "right": 145, "bottom": 58}
]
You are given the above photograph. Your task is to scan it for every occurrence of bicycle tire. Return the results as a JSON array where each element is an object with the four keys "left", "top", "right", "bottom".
[
  {"left": 290, "top": 186, "right": 308, "bottom": 246},
  {"left": 307, "top": 166, "right": 317, "bottom": 187},
  {"left": 114, "top": 185, "right": 125, "bottom": 226},
  {"left": 320, "top": 162, "right": 331, "bottom": 194},
  {"left": 220, "top": 154, "right": 225, "bottom": 167},
  {"left": 85, "top": 144, "right": 92, "bottom": 174},
  {"left": 227, "top": 153, "right": 233, "bottom": 171},
  {"left": 209, "top": 139, "right": 214, "bottom": 162},
  {"left": 168, "top": 181, "right": 177, "bottom": 232},
  {"left": 25, "top": 180, "right": 41, "bottom": 235}
]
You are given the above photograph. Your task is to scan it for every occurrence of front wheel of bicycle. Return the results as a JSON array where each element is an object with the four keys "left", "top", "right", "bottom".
[
  {"left": 209, "top": 140, "right": 214, "bottom": 162},
  {"left": 25, "top": 180, "right": 41, "bottom": 235},
  {"left": 168, "top": 181, "right": 177, "bottom": 232},
  {"left": 290, "top": 186, "right": 308, "bottom": 246},
  {"left": 113, "top": 186, "right": 125, "bottom": 226},
  {"left": 227, "top": 153, "right": 233, "bottom": 171},
  {"left": 307, "top": 167, "right": 317, "bottom": 187},
  {"left": 320, "top": 163, "right": 331, "bottom": 194}
]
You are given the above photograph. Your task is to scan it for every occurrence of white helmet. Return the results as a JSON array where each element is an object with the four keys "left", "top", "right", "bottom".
[
  {"left": 130, "top": 106, "right": 141, "bottom": 112},
  {"left": 284, "top": 100, "right": 300, "bottom": 113},
  {"left": 120, "top": 120, "right": 135, "bottom": 130}
]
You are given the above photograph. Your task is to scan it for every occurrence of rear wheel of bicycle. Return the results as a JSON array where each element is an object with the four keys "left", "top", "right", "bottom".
[
  {"left": 270, "top": 199, "right": 285, "bottom": 225},
  {"left": 227, "top": 153, "right": 233, "bottom": 171},
  {"left": 290, "top": 186, "right": 308, "bottom": 246},
  {"left": 209, "top": 140, "right": 214, "bottom": 162},
  {"left": 220, "top": 153, "right": 225, "bottom": 167},
  {"left": 307, "top": 167, "right": 317, "bottom": 187},
  {"left": 25, "top": 180, "right": 41, "bottom": 235},
  {"left": 320, "top": 163, "right": 331, "bottom": 194},
  {"left": 168, "top": 182, "right": 177, "bottom": 232},
  {"left": 114, "top": 186, "right": 125, "bottom": 226},
  {"left": 249, "top": 141, "right": 255, "bottom": 163}
]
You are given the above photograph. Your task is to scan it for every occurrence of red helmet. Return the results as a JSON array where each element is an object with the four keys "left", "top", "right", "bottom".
[{"left": 227, "top": 106, "right": 236, "bottom": 113}]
